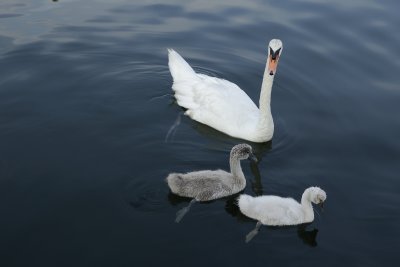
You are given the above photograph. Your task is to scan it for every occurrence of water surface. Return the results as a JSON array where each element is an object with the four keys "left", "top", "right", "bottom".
[{"left": 1, "top": 0, "right": 399, "bottom": 266}]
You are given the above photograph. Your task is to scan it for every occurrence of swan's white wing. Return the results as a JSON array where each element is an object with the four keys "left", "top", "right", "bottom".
[
  {"left": 283, "top": 205, "right": 303, "bottom": 225},
  {"left": 168, "top": 49, "right": 261, "bottom": 139},
  {"left": 240, "top": 196, "right": 303, "bottom": 226},
  {"left": 173, "top": 74, "right": 259, "bottom": 137}
]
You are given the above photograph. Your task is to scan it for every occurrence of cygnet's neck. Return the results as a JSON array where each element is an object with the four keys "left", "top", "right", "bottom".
[
  {"left": 301, "top": 189, "right": 315, "bottom": 222},
  {"left": 229, "top": 155, "right": 245, "bottom": 183},
  {"left": 256, "top": 61, "right": 275, "bottom": 137}
]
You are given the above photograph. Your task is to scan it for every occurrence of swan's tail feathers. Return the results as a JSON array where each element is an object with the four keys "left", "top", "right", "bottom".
[
  {"left": 238, "top": 194, "right": 254, "bottom": 214},
  {"left": 175, "top": 199, "right": 196, "bottom": 223},
  {"left": 168, "top": 49, "right": 197, "bottom": 83}
]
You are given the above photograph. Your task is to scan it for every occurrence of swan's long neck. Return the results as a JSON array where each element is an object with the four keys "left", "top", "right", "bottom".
[
  {"left": 301, "top": 190, "right": 314, "bottom": 222},
  {"left": 259, "top": 68, "right": 274, "bottom": 112},
  {"left": 230, "top": 156, "right": 245, "bottom": 184},
  {"left": 256, "top": 61, "right": 275, "bottom": 138}
]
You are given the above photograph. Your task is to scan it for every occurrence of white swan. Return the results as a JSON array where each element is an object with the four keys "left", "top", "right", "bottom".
[
  {"left": 166, "top": 144, "right": 257, "bottom": 222},
  {"left": 238, "top": 187, "right": 326, "bottom": 242},
  {"left": 168, "top": 39, "right": 283, "bottom": 143}
]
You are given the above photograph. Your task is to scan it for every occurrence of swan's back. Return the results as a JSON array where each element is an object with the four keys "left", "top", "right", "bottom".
[
  {"left": 238, "top": 194, "right": 304, "bottom": 226},
  {"left": 167, "top": 49, "right": 262, "bottom": 141},
  {"left": 166, "top": 170, "right": 244, "bottom": 201}
]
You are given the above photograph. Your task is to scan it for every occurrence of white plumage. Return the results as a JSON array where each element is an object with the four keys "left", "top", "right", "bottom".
[
  {"left": 167, "top": 39, "right": 283, "bottom": 143},
  {"left": 238, "top": 187, "right": 327, "bottom": 226}
]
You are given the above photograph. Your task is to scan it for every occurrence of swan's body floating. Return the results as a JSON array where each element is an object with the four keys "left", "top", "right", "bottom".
[
  {"left": 168, "top": 39, "right": 283, "bottom": 143},
  {"left": 166, "top": 144, "right": 256, "bottom": 222},
  {"left": 238, "top": 187, "right": 326, "bottom": 242}
]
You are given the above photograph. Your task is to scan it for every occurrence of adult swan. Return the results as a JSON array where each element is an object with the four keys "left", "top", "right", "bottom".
[{"left": 168, "top": 39, "right": 283, "bottom": 143}]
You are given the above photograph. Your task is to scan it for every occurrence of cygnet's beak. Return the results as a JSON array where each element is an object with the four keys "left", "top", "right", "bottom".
[{"left": 249, "top": 153, "right": 258, "bottom": 163}]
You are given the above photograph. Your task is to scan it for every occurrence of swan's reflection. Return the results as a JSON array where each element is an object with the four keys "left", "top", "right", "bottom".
[
  {"left": 297, "top": 224, "right": 318, "bottom": 247},
  {"left": 192, "top": 121, "right": 272, "bottom": 152},
  {"left": 249, "top": 160, "right": 263, "bottom": 196}
]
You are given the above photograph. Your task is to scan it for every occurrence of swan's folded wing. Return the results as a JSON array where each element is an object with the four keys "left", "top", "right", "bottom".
[
  {"left": 173, "top": 74, "right": 259, "bottom": 136},
  {"left": 285, "top": 206, "right": 302, "bottom": 225}
]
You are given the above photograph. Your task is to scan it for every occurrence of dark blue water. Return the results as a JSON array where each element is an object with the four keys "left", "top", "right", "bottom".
[{"left": 1, "top": 0, "right": 399, "bottom": 266}]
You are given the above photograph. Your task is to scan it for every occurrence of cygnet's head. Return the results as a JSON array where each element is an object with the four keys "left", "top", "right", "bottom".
[
  {"left": 230, "top": 144, "right": 257, "bottom": 162},
  {"left": 306, "top": 187, "right": 327, "bottom": 207},
  {"left": 267, "top": 39, "right": 283, "bottom": 76}
]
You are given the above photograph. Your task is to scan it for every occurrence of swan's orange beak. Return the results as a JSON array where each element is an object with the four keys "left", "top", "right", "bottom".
[{"left": 268, "top": 55, "right": 279, "bottom": 76}]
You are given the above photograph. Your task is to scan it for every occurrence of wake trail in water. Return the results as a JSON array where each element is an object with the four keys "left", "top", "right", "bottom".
[
  {"left": 313, "top": 207, "right": 321, "bottom": 221},
  {"left": 148, "top": 93, "right": 173, "bottom": 102},
  {"left": 165, "top": 112, "right": 182, "bottom": 143}
]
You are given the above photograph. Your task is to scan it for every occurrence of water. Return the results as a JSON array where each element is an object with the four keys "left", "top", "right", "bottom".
[{"left": 1, "top": 0, "right": 399, "bottom": 266}]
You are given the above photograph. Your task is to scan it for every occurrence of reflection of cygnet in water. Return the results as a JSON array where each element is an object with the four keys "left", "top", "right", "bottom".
[
  {"left": 238, "top": 187, "right": 326, "bottom": 242},
  {"left": 166, "top": 144, "right": 257, "bottom": 223},
  {"left": 297, "top": 226, "right": 319, "bottom": 247}
]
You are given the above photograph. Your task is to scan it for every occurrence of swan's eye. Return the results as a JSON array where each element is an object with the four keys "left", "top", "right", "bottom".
[{"left": 269, "top": 47, "right": 273, "bottom": 55}]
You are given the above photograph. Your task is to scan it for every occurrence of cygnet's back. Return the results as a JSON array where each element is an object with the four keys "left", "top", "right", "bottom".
[
  {"left": 238, "top": 195, "right": 304, "bottom": 225},
  {"left": 167, "top": 170, "right": 235, "bottom": 201},
  {"left": 238, "top": 187, "right": 327, "bottom": 226},
  {"left": 166, "top": 144, "right": 256, "bottom": 201}
]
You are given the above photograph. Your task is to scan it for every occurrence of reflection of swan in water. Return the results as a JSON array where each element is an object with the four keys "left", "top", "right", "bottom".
[
  {"left": 168, "top": 39, "right": 283, "bottom": 143},
  {"left": 249, "top": 159, "right": 264, "bottom": 196},
  {"left": 297, "top": 224, "right": 319, "bottom": 247},
  {"left": 166, "top": 144, "right": 257, "bottom": 222},
  {"left": 165, "top": 111, "right": 182, "bottom": 142},
  {"left": 238, "top": 187, "right": 326, "bottom": 242}
]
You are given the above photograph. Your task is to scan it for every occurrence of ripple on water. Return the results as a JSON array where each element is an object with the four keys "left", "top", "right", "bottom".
[
  {"left": 125, "top": 176, "right": 170, "bottom": 213},
  {"left": 1, "top": 0, "right": 399, "bottom": 264},
  {"left": 269, "top": 117, "right": 298, "bottom": 157}
]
